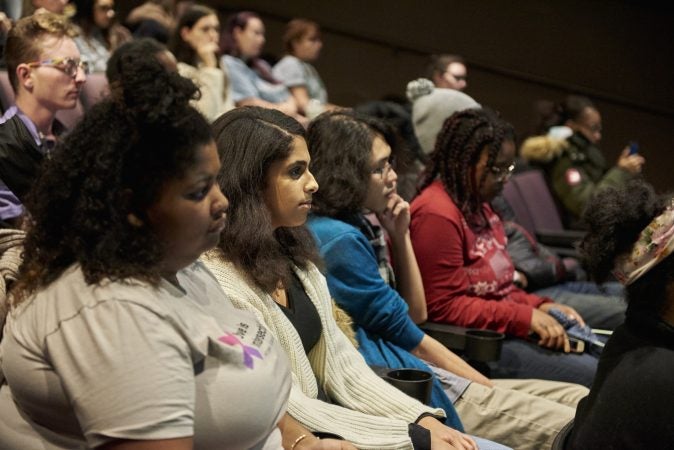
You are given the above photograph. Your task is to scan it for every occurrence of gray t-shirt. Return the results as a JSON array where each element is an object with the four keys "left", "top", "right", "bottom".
[
  {"left": 273, "top": 55, "right": 328, "bottom": 104},
  {"left": 222, "top": 55, "right": 290, "bottom": 104},
  {"left": 0, "top": 261, "right": 290, "bottom": 449}
]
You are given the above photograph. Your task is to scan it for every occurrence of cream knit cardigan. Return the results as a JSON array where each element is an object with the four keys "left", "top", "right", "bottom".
[{"left": 203, "top": 252, "right": 444, "bottom": 449}]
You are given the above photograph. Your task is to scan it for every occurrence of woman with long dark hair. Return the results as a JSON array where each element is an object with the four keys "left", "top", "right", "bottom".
[
  {"left": 205, "top": 106, "right": 503, "bottom": 450},
  {"left": 72, "top": 0, "right": 131, "bottom": 72}
]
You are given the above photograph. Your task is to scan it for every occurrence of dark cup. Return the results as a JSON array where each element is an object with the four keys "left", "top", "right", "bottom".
[
  {"left": 464, "top": 329, "right": 505, "bottom": 362},
  {"left": 384, "top": 368, "right": 433, "bottom": 404}
]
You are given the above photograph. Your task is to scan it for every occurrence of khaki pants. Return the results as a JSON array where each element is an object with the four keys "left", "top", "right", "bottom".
[{"left": 455, "top": 379, "right": 588, "bottom": 450}]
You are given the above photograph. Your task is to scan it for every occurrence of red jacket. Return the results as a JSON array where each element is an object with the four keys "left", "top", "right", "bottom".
[{"left": 410, "top": 181, "right": 551, "bottom": 338}]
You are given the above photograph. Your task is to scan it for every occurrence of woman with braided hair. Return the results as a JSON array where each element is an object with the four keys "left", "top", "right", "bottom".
[{"left": 410, "top": 108, "right": 599, "bottom": 386}]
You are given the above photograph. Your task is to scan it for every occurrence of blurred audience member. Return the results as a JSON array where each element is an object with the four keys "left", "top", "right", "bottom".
[
  {"left": 408, "top": 78, "right": 479, "bottom": 156},
  {"left": 427, "top": 54, "right": 468, "bottom": 91},
  {"left": 21, "top": 0, "right": 70, "bottom": 17},
  {"left": 125, "top": 0, "right": 176, "bottom": 43},
  {"left": 72, "top": 0, "right": 131, "bottom": 72},
  {"left": 521, "top": 95, "right": 646, "bottom": 228},
  {"left": 221, "top": 11, "right": 302, "bottom": 120},
  {"left": 169, "top": 4, "right": 233, "bottom": 121},
  {"left": 273, "top": 18, "right": 336, "bottom": 118}
]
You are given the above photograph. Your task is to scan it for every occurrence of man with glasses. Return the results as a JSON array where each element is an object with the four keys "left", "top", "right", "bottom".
[
  {"left": 427, "top": 54, "right": 468, "bottom": 92},
  {"left": 0, "top": 12, "right": 86, "bottom": 226}
]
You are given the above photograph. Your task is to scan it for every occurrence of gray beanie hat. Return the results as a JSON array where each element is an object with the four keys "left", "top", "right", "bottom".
[{"left": 407, "top": 78, "right": 480, "bottom": 155}]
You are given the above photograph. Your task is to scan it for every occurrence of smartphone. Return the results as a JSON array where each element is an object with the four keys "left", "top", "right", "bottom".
[{"left": 628, "top": 141, "right": 640, "bottom": 155}]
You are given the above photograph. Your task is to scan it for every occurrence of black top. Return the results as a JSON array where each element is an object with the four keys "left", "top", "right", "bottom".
[
  {"left": 0, "top": 114, "right": 64, "bottom": 201},
  {"left": 279, "top": 272, "right": 323, "bottom": 354},
  {"left": 569, "top": 308, "right": 674, "bottom": 449},
  {"left": 278, "top": 272, "right": 329, "bottom": 402}
]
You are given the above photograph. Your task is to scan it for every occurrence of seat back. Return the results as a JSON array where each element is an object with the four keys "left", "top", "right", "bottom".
[
  {"left": 502, "top": 177, "right": 536, "bottom": 236},
  {"left": 505, "top": 169, "right": 565, "bottom": 234},
  {"left": 0, "top": 71, "right": 15, "bottom": 112},
  {"left": 80, "top": 72, "right": 109, "bottom": 109}
]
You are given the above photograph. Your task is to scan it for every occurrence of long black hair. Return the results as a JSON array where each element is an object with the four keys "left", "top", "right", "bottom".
[{"left": 212, "top": 107, "right": 319, "bottom": 293}]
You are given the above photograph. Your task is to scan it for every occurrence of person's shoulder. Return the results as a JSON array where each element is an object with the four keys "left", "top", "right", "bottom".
[
  {"left": 273, "top": 55, "right": 301, "bottom": 69},
  {"left": 307, "top": 215, "right": 361, "bottom": 244},
  {"left": 222, "top": 55, "right": 245, "bottom": 69},
  {"left": 411, "top": 182, "right": 457, "bottom": 215},
  {"left": 11, "top": 266, "right": 160, "bottom": 334}
]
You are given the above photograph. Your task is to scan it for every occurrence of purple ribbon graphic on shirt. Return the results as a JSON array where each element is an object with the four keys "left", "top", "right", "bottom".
[{"left": 218, "top": 332, "right": 263, "bottom": 369}]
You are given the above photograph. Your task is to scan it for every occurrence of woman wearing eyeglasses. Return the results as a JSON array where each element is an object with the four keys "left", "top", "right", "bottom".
[{"left": 410, "top": 108, "right": 599, "bottom": 387}]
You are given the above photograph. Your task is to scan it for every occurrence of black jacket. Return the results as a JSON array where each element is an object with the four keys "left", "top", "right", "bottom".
[
  {"left": 569, "top": 309, "right": 674, "bottom": 449},
  {"left": 0, "top": 114, "right": 63, "bottom": 202}
]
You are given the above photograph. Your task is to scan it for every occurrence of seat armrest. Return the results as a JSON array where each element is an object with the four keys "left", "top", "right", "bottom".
[
  {"left": 535, "top": 228, "right": 586, "bottom": 248},
  {"left": 420, "top": 322, "right": 505, "bottom": 363},
  {"left": 419, "top": 322, "right": 468, "bottom": 350}
]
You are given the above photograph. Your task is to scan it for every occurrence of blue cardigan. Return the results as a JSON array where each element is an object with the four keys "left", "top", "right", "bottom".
[{"left": 307, "top": 214, "right": 463, "bottom": 430}]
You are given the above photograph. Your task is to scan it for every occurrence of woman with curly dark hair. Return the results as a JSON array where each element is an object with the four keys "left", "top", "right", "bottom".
[
  {"left": 0, "top": 56, "right": 293, "bottom": 449},
  {"left": 410, "top": 108, "right": 599, "bottom": 387},
  {"left": 204, "top": 106, "right": 493, "bottom": 450},
  {"left": 307, "top": 110, "right": 595, "bottom": 450},
  {"left": 568, "top": 180, "right": 674, "bottom": 449}
]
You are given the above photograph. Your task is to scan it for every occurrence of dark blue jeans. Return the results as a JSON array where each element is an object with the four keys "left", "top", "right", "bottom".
[{"left": 491, "top": 338, "right": 598, "bottom": 388}]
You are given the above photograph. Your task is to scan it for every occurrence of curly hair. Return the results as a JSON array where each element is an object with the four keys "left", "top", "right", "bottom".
[
  {"left": 106, "top": 37, "right": 168, "bottom": 85},
  {"left": 418, "top": 108, "right": 514, "bottom": 227},
  {"left": 212, "top": 107, "right": 318, "bottom": 293},
  {"left": 580, "top": 180, "right": 673, "bottom": 314},
  {"left": 169, "top": 4, "right": 218, "bottom": 67},
  {"left": 12, "top": 52, "right": 210, "bottom": 304},
  {"left": 308, "top": 110, "right": 397, "bottom": 219}
]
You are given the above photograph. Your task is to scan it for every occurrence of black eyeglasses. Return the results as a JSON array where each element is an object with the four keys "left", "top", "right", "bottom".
[
  {"left": 26, "top": 57, "right": 90, "bottom": 77},
  {"left": 489, "top": 163, "right": 515, "bottom": 181},
  {"left": 371, "top": 157, "right": 396, "bottom": 178}
]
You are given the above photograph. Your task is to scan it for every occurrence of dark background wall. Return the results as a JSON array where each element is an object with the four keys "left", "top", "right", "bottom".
[{"left": 122, "top": 0, "right": 674, "bottom": 191}]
